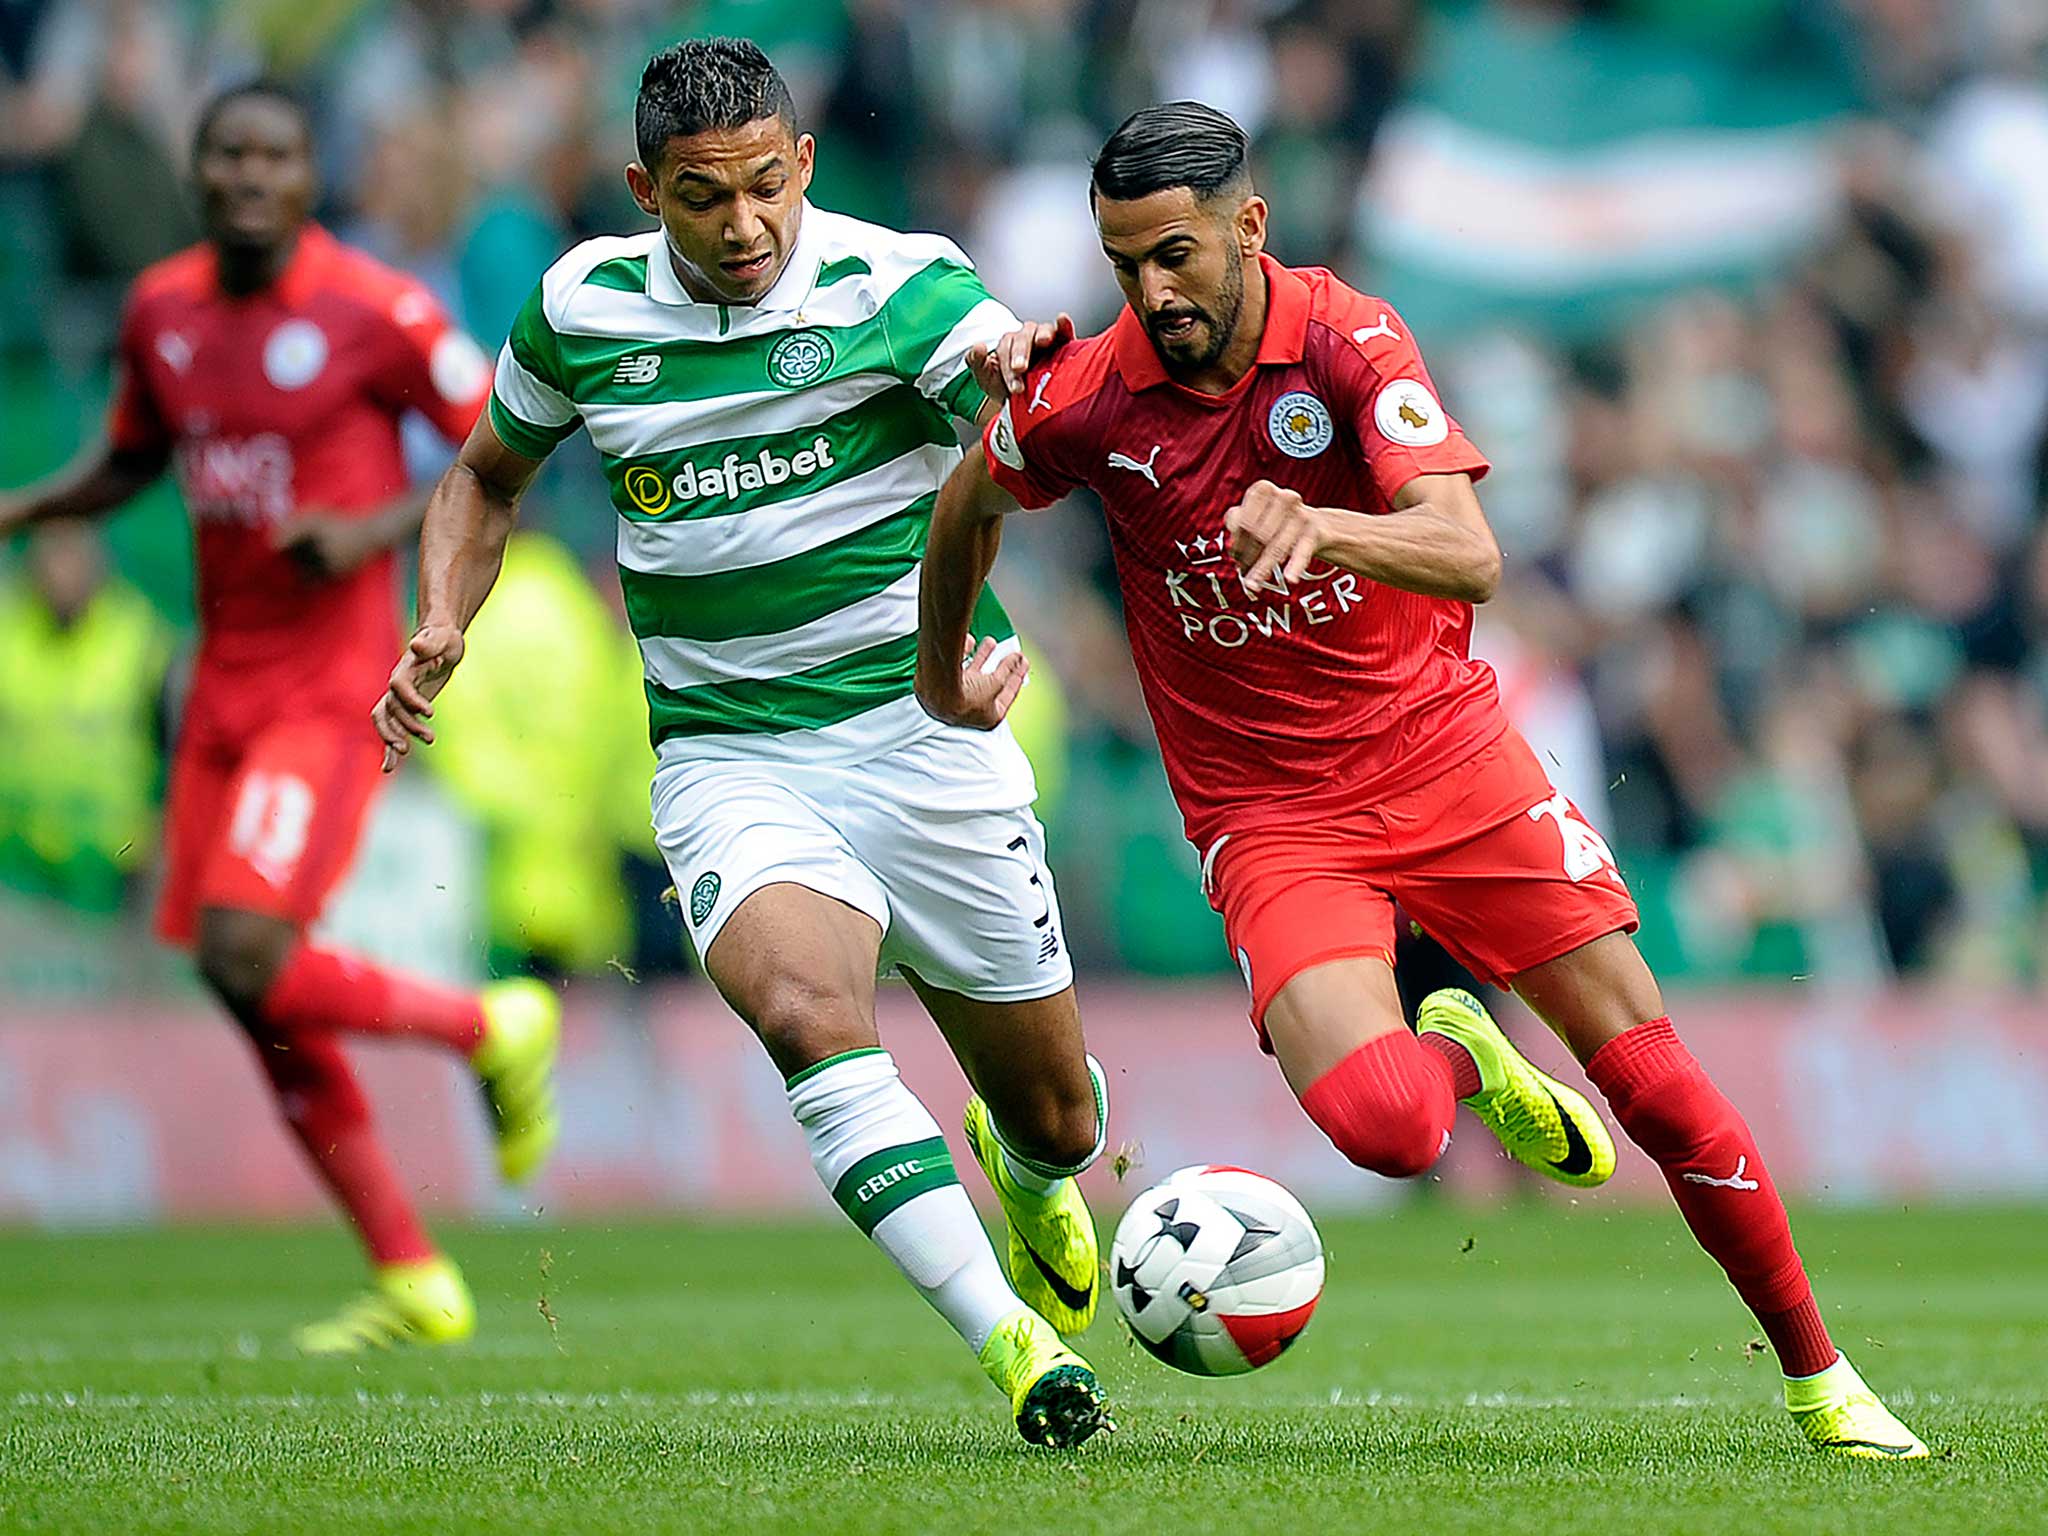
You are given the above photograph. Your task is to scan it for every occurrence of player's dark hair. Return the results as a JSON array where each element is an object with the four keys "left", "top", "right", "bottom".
[
  {"left": 635, "top": 37, "right": 797, "bottom": 170},
  {"left": 193, "top": 79, "right": 312, "bottom": 156},
  {"left": 1091, "top": 101, "right": 1251, "bottom": 205}
]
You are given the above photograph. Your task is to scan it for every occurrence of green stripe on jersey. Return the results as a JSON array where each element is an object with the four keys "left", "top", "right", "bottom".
[
  {"left": 830, "top": 1137, "right": 958, "bottom": 1235},
  {"left": 642, "top": 584, "right": 1014, "bottom": 744},
  {"left": 583, "top": 255, "right": 649, "bottom": 293},
  {"left": 817, "top": 254, "right": 871, "bottom": 287},
  {"left": 549, "top": 259, "right": 988, "bottom": 404},
  {"left": 621, "top": 495, "right": 932, "bottom": 644},
  {"left": 649, "top": 631, "right": 919, "bottom": 741},
  {"left": 602, "top": 385, "right": 953, "bottom": 523},
  {"left": 937, "top": 366, "right": 987, "bottom": 423},
  {"left": 489, "top": 392, "right": 580, "bottom": 460}
]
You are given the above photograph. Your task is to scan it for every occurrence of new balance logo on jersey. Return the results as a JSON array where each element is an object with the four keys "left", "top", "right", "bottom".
[
  {"left": 1027, "top": 371, "right": 1053, "bottom": 413},
  {"left": 1682, "top": 1157, "right": 1760, "bottom": 1192},
  {"left": 612, "top": 354, "right": 662, "bottom": 386},
  {"left": 1352, "top": 312, "right": 1399, "bottom": 345},
  {"left": 1108, "top": 445, "right": 1163, "bottom": 488}
]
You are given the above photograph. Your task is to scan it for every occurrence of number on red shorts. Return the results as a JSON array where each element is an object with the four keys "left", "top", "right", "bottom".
[
  {"left": 1526, "top": 791, "right": 1621, "bottom": 884},
  {"left": 228, "top": 771, "right": 316, "bottom": 888}
]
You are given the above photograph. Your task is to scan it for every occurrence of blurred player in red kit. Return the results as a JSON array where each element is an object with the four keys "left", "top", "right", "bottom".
[
  {"left": 0, "top": 83, "right": 559, "bottom": 1352},
  {"left": 916, "top": 101, "right": 1925, "bottom": 1458}
]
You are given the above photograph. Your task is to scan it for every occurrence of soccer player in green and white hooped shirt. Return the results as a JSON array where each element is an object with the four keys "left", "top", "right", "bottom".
[{"left": 371, "top": 38, "right": 1111, "bottom": 1449}]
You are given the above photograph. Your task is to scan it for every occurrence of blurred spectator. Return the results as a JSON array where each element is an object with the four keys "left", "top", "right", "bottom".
[{"left": 0, "top": 519, "right": 168, "bottom": 913}]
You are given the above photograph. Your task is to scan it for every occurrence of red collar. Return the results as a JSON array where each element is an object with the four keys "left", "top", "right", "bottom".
[
  {"left": 1112, "top": 253, "right": 1310, "bottom": 393},
  {"left": 204, "top": 223, "right": 331, "bottom": 304}
]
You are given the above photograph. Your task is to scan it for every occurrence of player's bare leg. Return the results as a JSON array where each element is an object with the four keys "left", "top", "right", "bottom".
[
  {"left": 1511, "top": 930, "right": 1927, "bottom": 1457},
  {"left": 706, "top": 885, "right": 1108, "bottom": 1446},
  {"left": 1265, "top": 955, "right": 1614, "bottom": 1184},
  {"left": 905, "top": 975, "right": 1106, "bottom": 1333}
]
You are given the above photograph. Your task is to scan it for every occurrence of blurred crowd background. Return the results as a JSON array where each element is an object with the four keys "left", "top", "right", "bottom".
[{"left": 5, "top": 0, "right": 2048, "bottom": 994}]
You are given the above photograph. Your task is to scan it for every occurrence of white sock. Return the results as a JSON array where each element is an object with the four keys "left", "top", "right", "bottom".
[
  {"left": 995, "top": 1054, "right": 1110, "bottom": 1195},
  {"left": 788, "top": 1048, "right": 1020, "bottom": 1354}
]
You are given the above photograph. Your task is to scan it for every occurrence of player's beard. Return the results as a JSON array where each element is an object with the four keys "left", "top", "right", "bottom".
[{"left": 1148, "top": 254, "right": 1246, "bottom": 374}]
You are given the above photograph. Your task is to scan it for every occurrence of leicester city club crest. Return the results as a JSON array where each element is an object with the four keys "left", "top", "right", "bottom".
[
  {"left": 1267, "top": 390, "right": 1333, "bottom": 459},
  {"left": 767, "top": 330, "right": 834, "bottom": 388}
]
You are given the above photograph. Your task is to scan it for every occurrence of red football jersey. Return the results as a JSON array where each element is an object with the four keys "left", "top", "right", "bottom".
[
  {"left": 108, "top": 224, "right": 490, "bottom": 738},
  {"left": 984, "top": 256, "right": 1504, "bottom": 849}
]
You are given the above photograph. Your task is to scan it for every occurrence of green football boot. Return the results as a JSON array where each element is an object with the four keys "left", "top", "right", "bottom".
[
  {"left": 1417, "top": 987, "right": 1616, "bottom": 1187},
  {"left": 963, "top": 1094, "right": 1099, "bottom": 1334},
  {"left": 978, "top": 1306, "right": 1113, "bottom": 1448},
  {"left": 1786, "top": 1354, "right": 1929, "bottom": 1459}
]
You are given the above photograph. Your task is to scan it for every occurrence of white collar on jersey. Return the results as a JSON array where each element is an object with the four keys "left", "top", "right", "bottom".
[{"left": 644, "top": 198, "right": 824, "bottom": 313}]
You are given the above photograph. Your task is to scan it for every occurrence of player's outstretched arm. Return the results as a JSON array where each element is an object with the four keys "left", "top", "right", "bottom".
[
  {"left": 1224, "top": 472, "right": 1502, "bottom": 603},
  {"left": 374, "top": 411, "right": 543, "bottom": 771},
  {"left": 0, "top": 441, "right": 165, "bottom": 539},
  {"left": 916, "top": 450, "right": 1029, "bottom": 730}
]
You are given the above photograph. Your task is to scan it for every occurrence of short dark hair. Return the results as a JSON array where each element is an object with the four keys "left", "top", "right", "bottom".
[
  {"left": 635, "top": 37, "right": 796, "bottom": 170},
  {"left": 193, "top": 79, "right": 311, "bottom": 157},
  {"left": 1091, "top": 101, "right": 1251, "bottom": 204}
]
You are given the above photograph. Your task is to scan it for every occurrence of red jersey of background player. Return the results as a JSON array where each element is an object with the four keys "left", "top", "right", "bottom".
[
  {"left": 108, "top": 223, "right": 490, "bottom": 736},
  {"left": 984, "top": 254, "right": 1500, "bottom": 849}
]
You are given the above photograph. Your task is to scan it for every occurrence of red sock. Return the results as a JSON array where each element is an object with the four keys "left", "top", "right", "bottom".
[
  {"left": 248, "top": 1030, "right": 436, "bottom": 1265},
  {"left": 1585, "top": 1018, "right": 1837, "bottom": 1377},
  {"left": 1299, "top": 1030, "right": 1458, "bottom": 1178},
  {"left": 263, "top": 944, "right": 484, "bottom": 1055},
  {"left": 1419, "top": 1031, "right": 1482, "bottom": 1098}
]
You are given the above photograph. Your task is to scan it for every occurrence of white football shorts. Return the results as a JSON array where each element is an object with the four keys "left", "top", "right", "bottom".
[{"left": 650, "top": 726, "right": 1073, "bottom": 1002}]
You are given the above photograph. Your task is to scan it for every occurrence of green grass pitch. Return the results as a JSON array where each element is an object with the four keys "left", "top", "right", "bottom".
[{"left": 3, "top": 1200, "right": 2043, "bottom": 1534}]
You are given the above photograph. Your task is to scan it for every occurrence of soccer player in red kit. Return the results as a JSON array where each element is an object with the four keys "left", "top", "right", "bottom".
[
  {"left": 917, "top": 102, "right": 1925, "bottom": 1457},
  {"left": 0, "top": 83, "right": 561, "bottom": 1352}
]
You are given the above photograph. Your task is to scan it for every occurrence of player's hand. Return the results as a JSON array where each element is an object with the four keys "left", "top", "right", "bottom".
[
  {"left": 272, "top": 509, "right": 378, "bottom": 579},
  {"left": 916, "top": 636, "right": 1029, "bottom": 731},
  {"left": 967, "top": 314, "right": 1075, "bottom": 400},
  {"left": 374, "top": 623, "right": 465, "bottom": 772},
  {"left": 1225, "top": 480, "right": 1326, "bottom": 589}
]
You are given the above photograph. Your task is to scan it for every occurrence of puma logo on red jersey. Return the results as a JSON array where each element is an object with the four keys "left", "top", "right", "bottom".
[
  {"left": 1352, "top": 312, "right": 1399, "bottom": 344},
  {"left": 1107, "top": 445, "right": 1163, "bottom": 488}
]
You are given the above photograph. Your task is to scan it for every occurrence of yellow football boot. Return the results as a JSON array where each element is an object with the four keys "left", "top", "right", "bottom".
[
  {"left": 977, "top": 1306, "right": 1113, "bottom": 1448},
  {"left": 473, "top": 977, "right": 561, "bottom": 1185},
  {"left": 1785, "top": 1354, "right": 1930, "bottom": 1459},
  {"left": 1417, "top": 988, "right": 1615, "bottom": 1188},
  {"left": 293, "top": 1255, "right": 476, "bottom": 1355},
  {"left": 962, "top": 1094, "right": 1100, "bottom": 1334}
]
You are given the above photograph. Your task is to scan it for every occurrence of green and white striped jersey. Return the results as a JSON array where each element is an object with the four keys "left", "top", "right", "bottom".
[{"left": 488, "top": 203, "right": 1021, "bottom": 765}]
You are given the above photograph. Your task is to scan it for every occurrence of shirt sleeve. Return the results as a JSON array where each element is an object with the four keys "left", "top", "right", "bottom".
[
  {"left": 488, "top": 280, "right": 582, "bottom": 460},
  {"left": 105, "top": 296, "right": 171, "bottom": 460},
  {"left": 887, "top": 248, "right": 1020, "bottom": 424},
  {"left": 982, "top": 396, "right": 1081, "bottom": 510},
  {"left": 366, "top": 279, "right": 493, "bottom": 446},
  {"left": 1329, "top": 300, "right": 1488, "bottom": 505}
]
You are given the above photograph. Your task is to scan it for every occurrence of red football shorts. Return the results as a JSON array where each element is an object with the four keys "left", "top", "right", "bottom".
[
  {"left": 1204, "top": 729, "right": 1639, "bottom": 1040},
  {"left": 155, "top": 714, "right": 384, "bottom": 946}
]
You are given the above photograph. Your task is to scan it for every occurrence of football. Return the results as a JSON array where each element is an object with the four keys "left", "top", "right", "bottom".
[{"left": 1109, "top": 1164, "right": 1325, "bottom": 1376}]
